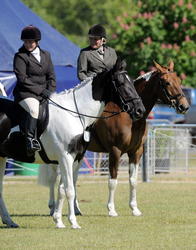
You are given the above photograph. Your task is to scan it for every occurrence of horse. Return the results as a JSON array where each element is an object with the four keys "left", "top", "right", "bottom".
[
  {"left": 39, "top": 60, "right": 189, "bottom": 228},
  {"left": 0, "top": 59, "right": 145, "bottom": 229}
]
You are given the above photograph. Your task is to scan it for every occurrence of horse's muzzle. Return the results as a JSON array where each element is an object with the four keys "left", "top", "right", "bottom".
[
  {"left": 131, "top": 107, "right": 146, "bottom": 121},
  {"left": 176, "top": 103, "right": 189, "bottom": 114}
]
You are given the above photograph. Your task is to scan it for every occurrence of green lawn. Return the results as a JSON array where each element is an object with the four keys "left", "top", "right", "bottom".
[{"left": 1, "top": 177, "right": 196, "bottom": 250}]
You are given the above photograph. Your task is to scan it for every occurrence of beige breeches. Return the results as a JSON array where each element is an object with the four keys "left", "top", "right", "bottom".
[{"left": 19, "top": 98, "right": 40, "bottom": 119}]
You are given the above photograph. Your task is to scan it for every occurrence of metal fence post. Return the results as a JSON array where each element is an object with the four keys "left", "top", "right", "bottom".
[{"left": 142, "top": 140, "right": 150, "bottom": 182}]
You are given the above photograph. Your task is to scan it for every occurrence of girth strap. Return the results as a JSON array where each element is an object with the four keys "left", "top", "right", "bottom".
[{"left": 38, "top": 139, "right": 58, "bottom": 164}]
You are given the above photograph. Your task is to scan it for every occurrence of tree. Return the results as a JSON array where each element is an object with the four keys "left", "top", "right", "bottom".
[
  {"left": 22, "top": 0, "right": 133, "bottom": 48},
  {"left": 109, "top": 0, "right": 196, "bottom": 87},
  {"left": 22, "top": 0, "right": 195, "bottom": 86}
]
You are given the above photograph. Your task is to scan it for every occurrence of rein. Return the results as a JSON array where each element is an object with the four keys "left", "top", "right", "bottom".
[
  {"left": 48, "top": 97, "right": 123, "bottom": 119},
  {"left": 47, "top": 70, "right": 134, "bottom": 119}
]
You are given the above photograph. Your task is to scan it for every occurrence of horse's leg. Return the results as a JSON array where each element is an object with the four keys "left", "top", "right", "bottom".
[
  {"left": 107, "top": 147, "right": 121, "bottom": 217},
  {"left": 58, "top": 153, "right": 81, "bottom": 229},
  {"left": 73, "top": 159, "right": 83, "bottom": 216},
  {"left": 128, "top": 150, "right": 142, "bottom": 216},
  {"left": 0, "top": 157, "right": 19, "bottom": 228},
  {"left": 53, "top": 177, "right": 66, "bottom": 228},
  {"left": 48, "top": 165, "right": 58, "bottom": 216},
  {"left": 53, "top": 158, "right": 82, "bottom": 228},
  {"left": 38, "top": 164, "right": 58, "bottom": 216}
]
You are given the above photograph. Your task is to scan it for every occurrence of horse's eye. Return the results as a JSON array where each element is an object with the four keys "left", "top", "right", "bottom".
[{"left": 163, "top": 81, "right": 170, "bottom": 86}]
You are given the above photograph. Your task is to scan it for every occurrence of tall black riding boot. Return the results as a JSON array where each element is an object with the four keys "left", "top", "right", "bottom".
[{"left": 20, "top": 113, "right": 41, "bottom": 156}]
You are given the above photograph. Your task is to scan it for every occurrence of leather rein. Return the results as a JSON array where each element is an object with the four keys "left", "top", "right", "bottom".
[{"left": 48, "top": 70, "right": 137, "bottom": 120}]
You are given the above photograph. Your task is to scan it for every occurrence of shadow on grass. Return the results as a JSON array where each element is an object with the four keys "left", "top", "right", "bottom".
[{"left": 10, "top": 214, "right": 52, "bottom": 217}]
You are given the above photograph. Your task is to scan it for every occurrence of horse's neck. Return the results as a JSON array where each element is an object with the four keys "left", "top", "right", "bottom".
[
  {"left": 136, "top": 73, "right": 159, "bottom": 117},
  {"left": 65, "top": 78, "right": 105, "bottom": 126}
]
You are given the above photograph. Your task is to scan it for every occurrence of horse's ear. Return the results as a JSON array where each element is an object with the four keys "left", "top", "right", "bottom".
[
  {"left": 115, "top": 57, "right": 121, "bottom": 66},
  {"left": 115, "top": 57, "right": 127, "bottom": 71},
  {"left": 168, "top": 60, "right": 174, "bottom": 71},
  {"left": 113, "top": 57, "right": 121, "bottom": 71},
  {"left": 153, "top": 60, "right": 165, "bottom": 72},
  {"left": 121, "top": 59, "right": 127, "bottom": 70}
]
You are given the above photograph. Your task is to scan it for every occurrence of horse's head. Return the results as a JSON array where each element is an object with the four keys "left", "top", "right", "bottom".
[
  {"left": 110, "top": 58, "right": 145, "bottom": 121},
  {"left": 154, "top": 60, "right": 189, "bottom": 114}
]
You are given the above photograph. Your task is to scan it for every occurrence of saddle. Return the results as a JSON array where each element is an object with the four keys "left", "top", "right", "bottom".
[{"left": 0, "top": 97, "right": 55, "bottom": 163}]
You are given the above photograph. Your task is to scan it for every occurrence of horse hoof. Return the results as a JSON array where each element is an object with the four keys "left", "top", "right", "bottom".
[
  {"left": 10, "top": 223, "right": 19, "bottom": 228},
  {"left": 132, "top": 209, "right": 142, "bottom": 216},
  {"left": 109, "top": 211, "right": 118, "bottom": 217},
  {"left": 75, "top": 211, "right": 82, "bottom": 216},
  {"left": 56, "top": 223, "right": 66, "bottom": 229},
  {"left": 49, "top": 203, "right": 55, "bottom": 216},
  {"left": 50, "top": 208, "right": 55, "bottom": 216},
  {"left": 74, "top": 206, "right": 83, "bottom": 216},
  {"left": 2, "top": 220, "right": 19, "bottom": 228},
  {"left": 71, "top": 224, "right": 81, "bottom": 229}
]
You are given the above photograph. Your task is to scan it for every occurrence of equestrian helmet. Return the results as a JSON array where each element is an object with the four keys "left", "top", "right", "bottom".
[
  {"left": 21, "top": 25, "right": 41, "bottom": 41},
  {"left": 88, "top": 24, "right": 106, "bottom": 38}
]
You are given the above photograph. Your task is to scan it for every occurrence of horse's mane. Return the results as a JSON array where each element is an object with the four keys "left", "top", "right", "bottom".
[
  {"left": 52, "top": 70, "right": 109, "bottom": 98},
  {"left": 52, "top": 77, "right": 94, "bottom": 97}
]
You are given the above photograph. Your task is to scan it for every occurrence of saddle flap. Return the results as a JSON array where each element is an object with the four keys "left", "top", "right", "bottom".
[{"left": 37, "top": 100, "right": 49, "bottom": 137}]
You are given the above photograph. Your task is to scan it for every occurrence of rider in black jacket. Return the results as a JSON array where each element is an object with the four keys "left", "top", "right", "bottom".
[{"left": 13, "top": 25, "right": 56, "bottom": 156}]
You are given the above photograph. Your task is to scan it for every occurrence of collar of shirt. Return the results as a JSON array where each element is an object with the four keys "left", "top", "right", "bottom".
[
  {"left": 31, "top": 47, "right": 41, "bottom": 62},
  {"left": 97, "top": 46, "right": 104, "bottom": 55}
]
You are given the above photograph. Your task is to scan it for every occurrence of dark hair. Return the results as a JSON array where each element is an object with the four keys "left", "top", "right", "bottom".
[{"left": 21, "top": 25, "right": 41, "bottom": 41}]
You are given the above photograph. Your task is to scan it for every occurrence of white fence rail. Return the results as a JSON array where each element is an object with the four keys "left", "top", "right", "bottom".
[
  {"left": 5, "top": 124, "right": 196, "bottom": 182},
  {"left": 143, "top": 124, "right": 196, "bottom": 181}
]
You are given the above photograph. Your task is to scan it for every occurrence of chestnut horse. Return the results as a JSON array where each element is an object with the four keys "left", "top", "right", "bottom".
[{"left": 39, "top": 61, "right": 189, "bottom": 228}]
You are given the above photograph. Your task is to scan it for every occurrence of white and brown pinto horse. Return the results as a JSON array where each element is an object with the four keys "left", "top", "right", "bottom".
[
  {"left": 40, "top": 61, "right": 189, "bottom": 228},
  {"left": 0, "top": 59, "right": 145, "bottom": 229}
]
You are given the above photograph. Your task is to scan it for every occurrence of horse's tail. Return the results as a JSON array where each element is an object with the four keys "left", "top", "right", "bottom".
[{"left": 37, "top": 164, "right": 58, "bottom": 187}]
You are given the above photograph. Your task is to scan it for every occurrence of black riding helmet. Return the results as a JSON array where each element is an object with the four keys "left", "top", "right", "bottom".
[
  {"left": 21, "top": 25, "right": 41, "bottom": 41},
  {"left": 88, "top": 24, "right": 106, "bottom": 38}
]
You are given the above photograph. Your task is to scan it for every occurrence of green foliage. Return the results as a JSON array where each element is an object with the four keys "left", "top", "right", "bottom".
[
  {"left": 22, "top": 0, "right": 195, "bottom": 86},
  {"left": 109, "top": 0, "right": 196, "bottom": 86},
  {"left": 22, "top": 0, "right": 133, "bottom": 48}
]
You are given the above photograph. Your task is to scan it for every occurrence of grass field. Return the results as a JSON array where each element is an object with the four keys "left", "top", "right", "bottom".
[{"left": 1, "top": 176, "right": 196, "bottom": 250}]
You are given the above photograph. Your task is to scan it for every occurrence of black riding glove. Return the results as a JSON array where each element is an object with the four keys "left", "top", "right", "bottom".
[{"left": 41, "top": 89, "right": 51, "bottom": 99}]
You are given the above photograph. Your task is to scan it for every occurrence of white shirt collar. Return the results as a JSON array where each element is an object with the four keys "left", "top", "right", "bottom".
[{"left": 31, "top": 47, "right": 41, "bottom": 62}]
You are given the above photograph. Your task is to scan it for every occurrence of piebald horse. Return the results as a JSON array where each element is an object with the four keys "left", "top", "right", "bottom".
[
  {"left": 40, "top": 61, "right": 189, "bottom": 228},
  {"left": 0, "top": 59, "right": 145, "bottom": 229}
]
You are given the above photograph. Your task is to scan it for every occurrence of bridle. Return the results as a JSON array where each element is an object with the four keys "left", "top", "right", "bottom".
[
  {"left": 48, "top": 71, "right": 125, "bottom": 120},
  {"left": 158, "top": 72, "right": 185, "bottom": 108},
  {"left": 48, "top": 69, "right": 142, "bottom": 121}
]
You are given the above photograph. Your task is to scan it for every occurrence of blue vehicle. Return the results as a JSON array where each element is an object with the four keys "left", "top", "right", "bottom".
[{"left": 148, "top": 87, "right": 196, "bottom": 124}]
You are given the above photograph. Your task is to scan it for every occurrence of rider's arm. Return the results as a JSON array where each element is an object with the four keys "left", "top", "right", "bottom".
[
  {"left": 13, "top": 54, "right": 43, "bottom": 95},
  {"left": 45, "top": 52, "right": 56, "bottom": 93},
  {"left": 77, "top": 51, "right": 88, "bottom": 81}
]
